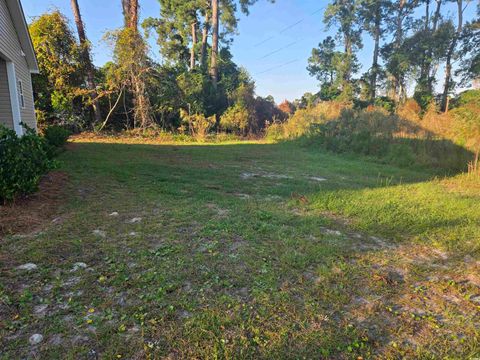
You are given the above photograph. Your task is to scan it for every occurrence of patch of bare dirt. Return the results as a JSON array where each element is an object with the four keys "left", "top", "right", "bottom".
[{"left": 0, "top": 172, "right": 68, "bottom": 238}]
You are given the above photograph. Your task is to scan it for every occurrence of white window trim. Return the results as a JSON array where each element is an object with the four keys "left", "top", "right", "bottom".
[
  {"left": 5, "top": 61, "right": 23, "bottom": 136},
  {"left": 18, "top": 79, "right": 25, "bottom": 109}
]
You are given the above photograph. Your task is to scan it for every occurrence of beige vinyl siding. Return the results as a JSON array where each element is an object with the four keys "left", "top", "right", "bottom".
[
  {"left": 0, "top": 58, "right": 14, "bottom": 129},
  {"left": 0, "top": 0, "right": 36, "bottom": 131}
]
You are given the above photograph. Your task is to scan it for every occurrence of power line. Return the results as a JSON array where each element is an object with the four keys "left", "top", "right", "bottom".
[
  {"left": 253, "top": 36, "right": 275, "bottom": 48},
  {"left": 253, "top": 6, "right": 326, "bottom": 48},
  {"left": 254, "top": 26, "right": 330, "bottom": 76},
  {"left": 257, "top": 25, "right": 329, "bottom": 62},
  {"left": 256, "top": 59, "right": 300, "bottom": 75},
  {"left": 258, "top": 41, "right": 299, "bottom": 60},
  {"left": 280, "top": 19, "right": 304, "bottom": 34}
]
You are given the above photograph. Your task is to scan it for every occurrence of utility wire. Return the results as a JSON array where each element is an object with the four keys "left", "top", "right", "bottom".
[
  {"left": 279, "top": 19, "right": 304, "bottom": 34},
  {"left": 257, "top": 25, "right": 329, "bottom": 62},
  {"left": 255, "top": 26, "right": 330, "bottom": 75},
  {"left": 253, "top": 6, "right": 327, "bottom": 48},
  {"left": 256, "top": 59, "right": 300, "bottom": 75},
  {"left": 258, "top": 41, "right": 299, "bottom": 60}
]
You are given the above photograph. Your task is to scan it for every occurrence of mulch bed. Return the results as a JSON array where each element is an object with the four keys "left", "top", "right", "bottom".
[{"left": 0, "top": 171, "right": 68, "bottom": 238}]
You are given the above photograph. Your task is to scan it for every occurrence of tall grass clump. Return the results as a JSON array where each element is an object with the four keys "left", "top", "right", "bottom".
[{"left": 266, "top": 101, "right": 349, "bottom": 140}]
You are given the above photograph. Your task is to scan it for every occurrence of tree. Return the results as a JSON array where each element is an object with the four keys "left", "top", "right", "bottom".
[
  {"left": 210, "top": 0, "right": 219, "bottom": 88},
  {"left": 117, "top": 0, "right": 152, "bottom": 128},
  {"left": 358, "top": 0, "right": 391, "bottom": 101},
  {"left": 324, "top": 0, "right": 363, "bottom": 99},
  {"left": 209, "top": 0, "right": 274, "bottom": 90},
  {"left": 382, "top": 0, "right": 418, "bottom": 102},
  {"left": 410, "top": 0, "right": 446, "bottom": 103},
  {"left": 308, "top": 36, "right": 356, "bottom": 100},
  {"left": 144, "top": 0, "right": 208, "bottom": 70},
  {"left": 456, "top": 14, "right": 480, "bottom": 87},
  {"left": 441, "top": 0, "right": 472, "bottom": 112},
  {"left": 405, "top": 20, "right": 455, "bottom": 109},
  {"left": 278, "top": 100, "right": 295, "bottom": 115},
  {"left": 29, "top": 11, "right": 82, "bottom": 125},
  {"left": 70, "top": 0, "right": 102, "bottom": 124}
]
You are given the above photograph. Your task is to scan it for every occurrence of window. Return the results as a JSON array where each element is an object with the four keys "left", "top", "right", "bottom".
[{"left": 18, "top": 80, "right": 25, "bottom": 109}]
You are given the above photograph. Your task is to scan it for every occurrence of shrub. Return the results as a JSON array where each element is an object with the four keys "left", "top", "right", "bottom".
[
  {"left": 0, "top": 126, "right": 52, "bottom": 203},
  {"left": 43, "top": 125, "right": 70, "bottom": 157},
  {"left": 271, "top": 101, "right": 349, "bottom": 139},
  {"left": 451, "top": 102, "right": 480, "bottom": 173},
  {"left": 374, "top": 96, "right": 396, "bottom": 113},
  {"left": 265, "top": 122, "right": 285, "bottom": 141},
  {"left": 179, "top": 110, "right": 216, "bottom": 141},
  {"left": 396, "top": 99, "right": 422, "bottom": 123},
  {"left": 220, "top": 104, "right": 249, "bottom": 135}
]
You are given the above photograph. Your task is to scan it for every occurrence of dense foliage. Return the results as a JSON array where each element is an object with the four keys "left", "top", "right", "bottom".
[
  {"left": 30, "top": 1, "right": 284, "bottom": 137},
  {"left": 0, "top": 123, "right": 70, "bottom": 203},
  {"left": 306, "top": 0, "right": 479, "bottom": 112},
  {"left": 0, "top": 126, "right": 51, "bottom": 203}
]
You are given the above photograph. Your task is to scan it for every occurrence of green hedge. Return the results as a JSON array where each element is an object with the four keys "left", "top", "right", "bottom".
[
  {"left": 0, "top": 126, "right": 53, "bottom": 203},
  {"left": 43, "top": 125, "right": 71, "bottom": 157}
]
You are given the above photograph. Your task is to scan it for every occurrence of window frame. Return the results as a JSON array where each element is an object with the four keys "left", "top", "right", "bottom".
[{"left": 18, "top": 79, "right": 25, "bottom": 109}]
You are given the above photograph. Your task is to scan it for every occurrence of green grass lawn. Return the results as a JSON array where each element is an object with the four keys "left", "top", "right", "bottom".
[{"left": 1, "top": 139, "right": 480, "bottom": 359}]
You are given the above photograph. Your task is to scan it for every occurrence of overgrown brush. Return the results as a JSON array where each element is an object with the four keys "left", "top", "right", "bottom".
[
  {"left": 266, "top": 101, "right": 348, "bottom": 140},
  {"left": 306, "top": 109, "right": 470, "bottom": 170},
  {"left": 270, "top": 98, "right": 479, "bottom": 173}
]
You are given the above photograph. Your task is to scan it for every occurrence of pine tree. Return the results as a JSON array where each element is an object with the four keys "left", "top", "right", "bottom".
[{"left": 70, "top": 0, "right": 102, "bottom": 125}]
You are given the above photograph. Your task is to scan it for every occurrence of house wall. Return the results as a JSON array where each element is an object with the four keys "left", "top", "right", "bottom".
[
  {"left": 0, "top": 0, "right": 36, "bottom": 131},
  {"left": 0, "top": 58, "right": 14, "bottom": 130}
]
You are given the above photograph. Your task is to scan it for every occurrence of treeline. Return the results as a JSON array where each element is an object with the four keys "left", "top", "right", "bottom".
[
  {"left": 305, "top": 0, "right": 479, "bottom": 112},
  {"left": 30, "top": 0, "right": 285, "bottom": 136},
  {"left": 30, "top": 0, "right": 479, "bottom": 137}
]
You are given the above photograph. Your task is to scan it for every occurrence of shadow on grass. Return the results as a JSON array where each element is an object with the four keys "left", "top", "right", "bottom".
[{"left": 291, "top": 111, "right": 476, "bottom": 175}]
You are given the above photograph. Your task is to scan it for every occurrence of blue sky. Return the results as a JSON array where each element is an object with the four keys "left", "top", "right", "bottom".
[{"left": 21, "top": 0, "right": 475, "bottom": 102}]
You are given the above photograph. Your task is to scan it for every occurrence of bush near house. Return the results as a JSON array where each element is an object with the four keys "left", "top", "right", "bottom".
[
  {"left": 42, "top": 125, "right": 71, "bottom": 157},
  {"left": 0, "top": 125, "right": 70, "bottom": 203}
]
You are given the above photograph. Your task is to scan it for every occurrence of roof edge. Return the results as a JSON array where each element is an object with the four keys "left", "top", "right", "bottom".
[{"left": 6, "top": 0, "right": 39, "bottom": 73}]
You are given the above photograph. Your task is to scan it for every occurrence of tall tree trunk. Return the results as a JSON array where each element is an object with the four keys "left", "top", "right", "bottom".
[
  {"left": 190, "top": 22, "right": 197, "bottom": 71},
  {"left": 210, "top": 0, "right": 219, "bottom": 89},
  {"left": 426, "top": 0, "right": 442, "bottom": 91},
  {"left": 122, "top": 0, "right": 131, "bottom": 26},
  {"left": 123, "top": 0, "right": 150, "bottom": 128},
  {"left": 344, "top": 33, "right": 352, "bottom": 81},
  {"left": 70, "top": 0, "right": 102, "bottom": 125},
  {"left": 419, "top": 0, "right": 442, "bottom": 93},
  {"left": 129, "top": 0, "right": 139, "bottom": 29},
  {"left": 425, "top": 0, "right": 430, "bottom": 30},
  {"left": 201, "top": 12, "right": 210, "bottom": 69},
  {"left": 431, "top": 0, "right": 442, "bottom": 32},
  {"left": 392, "top": 0, "right": 406, "bottom": 103},
  {"left": 370, "top": 5, "right": 381, "bottom": 101},
  {"left": 442, "top": 0, "right": 463, "bottom": 112}
]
